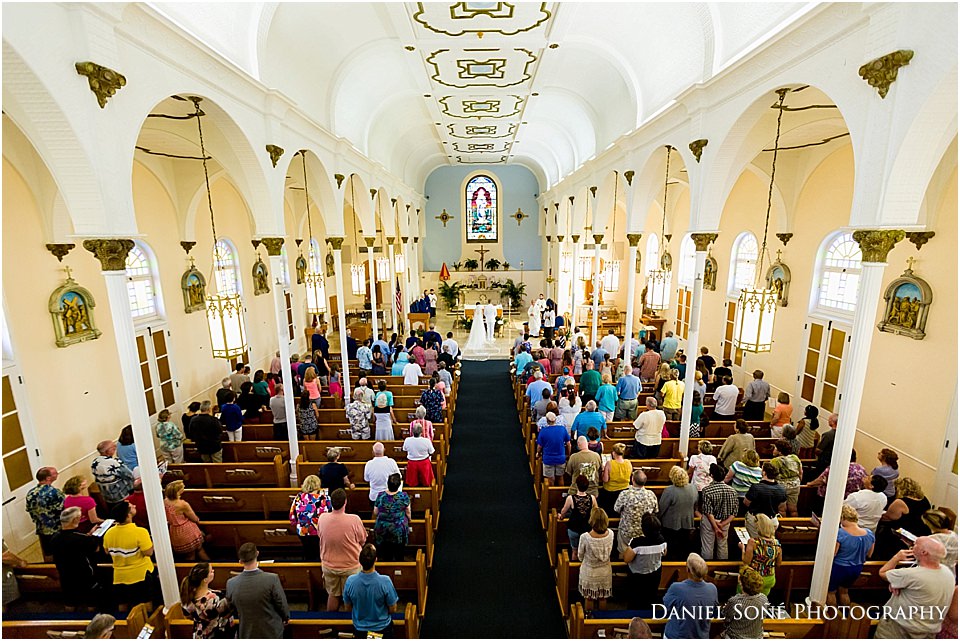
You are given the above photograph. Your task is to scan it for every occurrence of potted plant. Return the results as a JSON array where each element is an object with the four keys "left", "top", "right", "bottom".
[
  {"left": 437, "top": 280, "right": 466, "bottom": 311},
  {"left": 464, "top": 258, "right": 479, "bottom": 271},
  {"left": 499, "top": 278, "right": 527, "bottom": 310},
  {"left": 484, "top": 258, "right": 502, "bottom": 272},
  {"left": 452, "top": 261, "right": 462, "bottom": 272},
  {"left": 502, "top": 262, "right": 511, "bottom": 271}
]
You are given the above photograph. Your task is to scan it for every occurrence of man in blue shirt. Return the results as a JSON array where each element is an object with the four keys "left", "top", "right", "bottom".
[
  {"left": 423, "top": 324, "right": 442, "bottom": 348},
  {"left": 591, "top": 343, "right": 608, "bottom": 369},
  {"left": 660, "top": 330, "right": 679, "bottom": 361},
  {"left": 525, "top": 371, "right": 552, "bottom": 408},
  {"left": 356, "top": 339, "right": 373, "bottom": 374},
  {"left": 514, "top": 344, "right": 533, "bottom": 376},
  {"left": 536, "top": 412, "right": 571, "bottom": 485},
  {"left": 297, "top": 355, "right": 318, "bottom": 381},
  {"left": 405, "top": 330, "right": 419, "bottom": 350},
  {"left": 570, "top": 400, "right": 607, "bottom": 440},
  {"left": 219, "top": 391, "right": 244, "bottom": 442},
  {"left": 343, "top": 543, "right": 398, "bottom": 637},
  {"left": 614, "top": 365, "right": 642, "bottom": 420},
  {"left": 662, "top": 553, "right": 718, "bottom": 639},
  {"left": 372, "top": 336, "right": 391, "bottom": 364}
]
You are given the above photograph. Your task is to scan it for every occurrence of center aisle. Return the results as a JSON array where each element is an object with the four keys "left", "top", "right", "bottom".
[{"left": 420, "top": 360, "right": 567, "bottom": 638}]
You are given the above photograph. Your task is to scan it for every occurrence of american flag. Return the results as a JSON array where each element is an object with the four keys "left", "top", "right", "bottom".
[{"left": 395, "top": 277, "right": 403, "bottom": 333}]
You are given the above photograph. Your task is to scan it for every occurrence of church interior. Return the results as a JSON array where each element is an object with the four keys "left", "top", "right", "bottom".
[{"left": 2, "top": 2, "right": 957, "bottom": 639}]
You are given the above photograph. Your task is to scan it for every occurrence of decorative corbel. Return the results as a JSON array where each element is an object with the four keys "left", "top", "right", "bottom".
[
  {"left": 334, "top": 174, "right": 345, "bottom": 189},
  {"left": 75, "top": 61, "right": 126, "bottom": 108},
  {"left": 858, "top": 50, "right": 914, "bottom": 99},
  {"left": 689, "top": 139, "right": 708, "bottom": 163},
  {"left": 624, "top": 170, "right": 635, "bottom": 186},
  {"left": 905, "top": 231, "right": 935, "bottom": 251},
  {"left": 665, "top": 234, "right": 673, "bottom": 243},
  {"left": 295, "top": 239, "right": 303, "bottom": 247},
  {"left": 775, "top": 233, "right": 794, "bottom": 246},
  {"left": 251, "top": 239, "right": 262, "bottom": 251},
  {"left": 265, "top": 145, "right": 284, "bottom": 168},
  {"left": 589, "top": 186, "right": 597, "bottom": 198},
  {"left": 46, "top": 244, "right": 76, "bottom": 262}
]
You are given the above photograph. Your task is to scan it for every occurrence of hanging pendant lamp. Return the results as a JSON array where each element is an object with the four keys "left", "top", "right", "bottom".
[
  {"left": 732, "top": 89, "right": 787, "bottom": 353},
  {"left": 191, "top": 97, "right": 248, "bottom": 360},
  {"left": 299, "top": 152, "right": 327, "bottom": 315},
  {"left": 603, "top": 173, "right": 622, "bottom": 293},
  {"left": 646, "top": 146, "right": 673, "bottom": 311}
]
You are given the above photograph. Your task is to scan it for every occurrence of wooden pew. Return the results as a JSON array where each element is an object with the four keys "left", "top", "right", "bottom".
[
  {"left": 294, "top": 459, "right": 445, "bottom": 496},
  {"left": 531, "top": 458, "right": 681, "bottom": 497},
  {"left": 185, "top": 439, "right": 448, "bottom": 468},
  {"left": 167, "top": 455, "right": 290, "bottom": 488},
  {"left": 2, "top": 604, "right": 164, "bottom": 639},
  {"left": 230, "top": 419, "right": 452, "bottom": 446}
]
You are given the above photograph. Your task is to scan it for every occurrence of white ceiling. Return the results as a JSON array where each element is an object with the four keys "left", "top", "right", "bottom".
[{"left": 150, "top": 2, "right": 814, "bottom": 190}]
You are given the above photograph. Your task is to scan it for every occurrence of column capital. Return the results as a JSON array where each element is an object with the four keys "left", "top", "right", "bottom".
[
  {"left": 690, "top": 232, "right": 718, "bottom": 251},
  {"left": 851, "top": 229, "right": 905, "bottom": 262},
  {"left": 386, "top": 236, "right": 396, "bottom": 245},
  {"left": 364, "top": 237, "right": 376, "bottom": 248},
  {"left": 627, "top": 233, "right": 643, "bottom": 247},
  {"left": 592, "top": 234, "right": 604, "bottom": 245},
  {"left": 326, "top": 236, "right": 345, "bottom": 250},
  {"left": 82, "top": 238, "right": 134, "bottom": 271},
  {"left": 570, "top": 234, "right": 581, "bottom": 243},
  {"left": 401, "top": 236, "right": 409, "bottom": 244},
  {"left": 556, "top": 235, "right": 565, "bottom": 242},
  {"left": 261, "top": 237, "right": 284, "bottom": 256}
]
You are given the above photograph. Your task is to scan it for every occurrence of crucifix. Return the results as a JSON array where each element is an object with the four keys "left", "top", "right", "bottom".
[
  {"left": 775, "top": 249, "right": 783, "bottom": 263},
  {"left": 475, "top": 245, "right": 489, "bottom": 271},
  {"left": 906, "top": 256, "right": 917, "bottom": 271},
  {"left": 63, "top": 264, "right": 74, "bottom": 281}
]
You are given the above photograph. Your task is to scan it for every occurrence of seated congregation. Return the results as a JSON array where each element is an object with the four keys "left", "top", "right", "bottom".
[{"left": 513, "top": 329, "right": 958, "bottom": 639}]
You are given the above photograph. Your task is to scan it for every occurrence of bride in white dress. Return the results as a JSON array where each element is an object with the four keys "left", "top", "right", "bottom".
[{"left": 462, "top": 304, "right": 495, "bottom": 361}]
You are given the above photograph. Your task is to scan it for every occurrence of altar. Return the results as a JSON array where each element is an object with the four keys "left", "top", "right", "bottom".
[{"left": 460, "top": 288, "right": 504, "bottom": 307}]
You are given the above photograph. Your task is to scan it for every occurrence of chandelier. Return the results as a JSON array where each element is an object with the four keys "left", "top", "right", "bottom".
[
  {"left": 646, "top": 146, "right": 673, "bottom": 311},
  {"left": 299, "top": 152, "right": 327, "bottom": 314},
  {"left": 560, "top": 251, "right": 572, "bottom": 273},
  {"left": 732, "top": 89, "right": 787, "bottom": 353},
  {"left": 350, "top": 264, "right": 366, "bottom": 296},
  {"left": 603, "top": 172, "right": 622, "bottom": 293},
  {"left": 191, "top": 97, "right": 247, "bottom": 360},
  {"left": 577, "top": 255, "right": 593, "bottom": 282},
  {"left": 394, "top": 250, "right": 405, "bottom": 275},
  {"left": 375, "top": 255, "right": 390, "bottom": 282}
]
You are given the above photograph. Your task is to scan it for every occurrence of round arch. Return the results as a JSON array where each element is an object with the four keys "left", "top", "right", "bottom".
[{"left": 277, "top": 149, "right": 339, "bottom": 237}]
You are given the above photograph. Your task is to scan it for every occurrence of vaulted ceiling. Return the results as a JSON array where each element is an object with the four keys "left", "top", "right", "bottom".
[{"left": 150, "top": 2, "right": 814, "bottom": 190}]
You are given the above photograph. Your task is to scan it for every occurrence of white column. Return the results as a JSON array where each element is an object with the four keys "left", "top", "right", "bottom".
[
  {"left": 809, "top": 230, "right": 903, "bottom": 604},
  {"left": 265, "top": 240, "right": 300, "bottom": 485},
  {"left": 570, "top": 234, "right": 581, "bottom": 336},
  {"left": 82, "top": 239, "right": 178, "bottom": 609},
  {"left": 387, "top": 240, "right": 398, "bottom": 332},
  {"left": 623, "top": 234, "right": 642, "bottom": 363},
  {"left": 330, "top": 238, "right": 352, "bottom": 397},
  {"left": 365, "top": 241, "right": 379, "bottom": 341},
  {"left": 401, "top": 236, "right": 411, "bottom": 325},
  {"left": 590, "top": 235, "right": 602, "bottom": 347},
  {"left": 679, "top": 233, "right": 716, "bottom": 459}
]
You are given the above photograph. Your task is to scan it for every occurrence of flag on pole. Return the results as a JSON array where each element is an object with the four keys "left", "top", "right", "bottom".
[{"left": 395, "top": 277, "right": 404, "bottom": 333}]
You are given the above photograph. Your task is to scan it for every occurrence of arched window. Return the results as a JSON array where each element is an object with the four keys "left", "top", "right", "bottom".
[
  {"left": 464, "top": 174, "right": 498, "bottom": 243},
  {"left": 279, "top": 246, "right": 290, "bottom": 288},
  {"left": 678, "top": 234, "right": 696, "bottom": 286},
  {"left": 644, "top": 233, "right": 660, "bottom": 273},
  {"left": 126, "top": 241, "right": 161, "bottom": 319},
  {"left": 309, "top": 239, "right": 323, "bottom": 274},
  {"left": 816, "top": 232, "right": 862, "bottom": 313},
  {"left": 729, "top": 232, "right": 758, "bottom": 295},
  {"left": 213, "top": 239, "right": 241, "bottom": 296}
]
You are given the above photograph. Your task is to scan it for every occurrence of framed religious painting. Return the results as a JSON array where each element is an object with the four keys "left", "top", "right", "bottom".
[
  {"left": 181, "top": 264, "right": 207, "bottom": 313},
  {"left": 48, "top": 275, "right": 102, "bottom": 347},
  {"left": 878, "top": 263, "right": 932, "bottom": 340},
  {"left": 464, "top": 173, "right": 499, "bottom": 243},
  {"left": 703, "top": 252, "right": 718, "bottom": 291},
  {"left": 765, "top": 259, "right": 791, "bottom": 307},
  {"left": 295, "top": 254, "right": 307, "bottom": 285},
  {"left": 253, "top": 257, "right": 271, "bottom": 295}
]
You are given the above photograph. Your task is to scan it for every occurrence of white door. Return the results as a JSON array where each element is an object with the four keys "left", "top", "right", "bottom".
[
  {"left": 135, "top": 326, "right": 178, "bottom": 417},
  {"left": 797, "top": 318, "right": 850, "bottom": 414},
  {"left": 1, "top": 367, "right": 43, "bottom": 552},
  {"left": 933, "top": 389, "right": 959, "bottom": 508}
]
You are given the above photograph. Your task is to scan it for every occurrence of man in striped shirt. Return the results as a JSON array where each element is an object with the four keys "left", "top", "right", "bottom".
[{"left": 700, "top": 464, "right": 739, "bottom": 560}]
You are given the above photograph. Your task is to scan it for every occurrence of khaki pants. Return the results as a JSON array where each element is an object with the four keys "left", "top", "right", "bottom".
[
  {"left": 200, "top": 450, "right": 223, "bottom": 463},
  {"left": 700, "top": 516, "right": 730, "bottom": 560},
  {"left": 614, "top": 398, "right": 639, "bottom": 421}
]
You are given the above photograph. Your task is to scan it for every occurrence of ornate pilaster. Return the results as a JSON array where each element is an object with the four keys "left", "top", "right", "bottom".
[
  {"left": 265, "top": 145, "right": 284, "bottom": 168},
  {"left": 690, "top": 232, "right": 718, "bottom": 252},
  {"left": 75, "top": 61, "right": 126, "bottom": 108},
  {"left": 327, "top": 237, "right": 345, "bottom": 250},
  {"left": 858, "top": 50, "right": 914, "bottom": 99},
  {"left": 851, "top": 229, "right": 905, "bottom": 262},
  {"left": 46, "top": 243, "right": 75, "bottom": 262},
  {"left": 261, "top": 237, "right": 285, "bottom": 256},
  {"left": 82, "top": 239, "right": 134, "bottom": 271},
  {"left": 626, "top": 233, "right": 643, "bottom": 247},
  {"left": 905, "top": 231, "right": 935, "bottom": 251},
  {"left": 689, "top": 139, "right": 708, "bottom": 162}
]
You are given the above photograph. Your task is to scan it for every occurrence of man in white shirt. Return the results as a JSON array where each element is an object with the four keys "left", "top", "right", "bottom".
[
  {"left": 844, "top": 474, "right": 888, "bottom": 532},
  {"left": 402, "top": 360, "right": 424, "bottom": 386},
  {"left": 363, "top": 443, "right": 401, "bottom": 502},
  {"left": 428, "top": 290, "right": 438, "bottom": 317},
  {"left": 534, "top": 294, "right": 547, "bottom": 314},
  {"left": 633, "top": 398, "right": 666, "bottom": 458},
  {"left": 402, "top": 424, "right": 436, "bottom": 486},
  {"left": 712, "top": 375, "right": 740, "bottom": 419},
  {"left": 600, "top": 329, "right": 620, "bottom": 358},
  {"left": 876, "top": 537, "right": 955, "bottom": 639},
  {"left": 441, "top": 332, "right": 460, "bottom": 360}
]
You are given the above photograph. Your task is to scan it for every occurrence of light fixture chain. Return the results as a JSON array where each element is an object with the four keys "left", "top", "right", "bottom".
[
  {"left": 660, "top": 146, "right": 671, "bottom": 259},
  {"left": 192, "top": 98, "right": 221, "bottom": 269},
  {"left": 758, "top": 89, "right": 787, "bottom": 283},
  {"left": 301, "top": 152, "right": 315, "bottom": 253}
]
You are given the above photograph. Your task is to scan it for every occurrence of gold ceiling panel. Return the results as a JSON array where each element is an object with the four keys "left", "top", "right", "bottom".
[
  {"left": 426, "top": 48, "right": 536, "bottom": 88},
  {"left": 438, "top": 95, "right": 524, "bottom": 119},
  {"left": 455, "top": 155, "right": 509, "bottom": 164},
  {"left": 452, "top": 140, "right": 512, "bottom": 153},
  {"left": 411, "top": 2, "right": 552, "bottom": 37},
  {"left": 447, "top": 122, "right": 517, "bottom": 138}
]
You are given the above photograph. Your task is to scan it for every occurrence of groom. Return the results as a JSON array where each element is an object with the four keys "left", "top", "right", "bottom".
[{"left": 483, "top": 303, "right": 497, "bottom": 342}]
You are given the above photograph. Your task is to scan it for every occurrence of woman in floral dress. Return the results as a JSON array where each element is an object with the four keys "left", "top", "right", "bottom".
[
  {"left": 418, "top": 379, "right": 445, "bottom": 423},
  {"left": 288, "top": 475, "right": 330, "bottom": 561},
  {"left": 578, "top": 507, "right": 614, "bottom": 609},
  {"left": 373, "top": 473, "right": 411, "bottom": 562},
  {"left": 180, "top": 562, "right": 236, "bottom": 638}
]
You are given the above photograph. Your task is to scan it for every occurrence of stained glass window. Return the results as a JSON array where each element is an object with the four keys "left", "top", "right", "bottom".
[{"left": 465, "top": 174, "right": 498, "bottom": 243}]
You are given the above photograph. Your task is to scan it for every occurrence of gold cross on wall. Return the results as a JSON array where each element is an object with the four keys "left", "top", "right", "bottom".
[
  {"left": 436, "top": 209, "right": 453, "bottom": 227},
  {"left": 906, "top": 256, "right": 917, "bottom": 271},
  {"left": 63, "top": 265, "right": 74, "bottom": 281},
  {"left": 775, "top": 249, "right": 783, "bottom": 263}
]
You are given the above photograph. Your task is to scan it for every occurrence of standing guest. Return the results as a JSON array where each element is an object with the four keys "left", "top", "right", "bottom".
[
  {"left": 116, "top": 426, "right": 139, "bottom": 473},
  {"left": 345, "top": 388, "right": 373, "bottom": 440},
  {"left": 409, "top": 405, "right": 435, "bottom": 441},
  {"left": 578, "top": 507, "right": 614, "bottom": 610},
  {"left": 356, "top": 339, "right": 373, "bottom": 376},
  {"left": 738, "top": 514, "right": 781, "bottom": 596},
  {"left": 513, "top": 344, "right": 533, "bottom": 375},
  {"left": 370, "top": 346, "right": 388, "bottom": 377},
  {"left": 411, "top": 340, "right": 426, "bottom": 369},
  {"left": 622, "top": 513, "right": 667, "bottom": 611},
  {"left": 566, "top": 436, "right": 603, "bottom": 498},
  {"left": 556, "top": 364, "right": 574, "bottom": 393},
  {"left": 364, "top": 443, "right": 401, "bottom": 503},
  {"left": 871, "top": 449, "right": 900, "bottom": 502},
  {"left": 215, "top": 378, "right": 233, "bottom": 410},
  {"left": 537, "top": 412, "right": 571, "bottom": 487},
  {"left": 181, "top": 401, "right": 201, "bottom": 436},
  {"left": 660, "top": 369, "right": 685, "bottom": 421},
  {"left": 428, "top": 289, "right": 437, "bottom": 317},
  {"left": 659, "top": 466, "right": 698, "bottom": 561},
  {"left": 288, "top": 475, "right": 330, "bottom": 561},
  {"left": 442, "top": 332, "right": 459, "bottom": 360},
  {"left": 663, "top": 554, "right": 718, "bottom": 639},
  {"left": 659, "top": 331, "right": 679, "bottom": 362},
  {"left": 600, "top": 329, "right": 620, "bottom": 357},
  {"left": 701, "top": 464, "right": 739, "bottom": 560},
  {"left": 594, "top": 373, "right": 617, "bottom": 422},
  {"left": 844, "top": 475, "right": 888, "bottom": 533},
  {"left": 600, "top": 443, "right": 632, "bottom": 514},
  {"left": 26, "top": 467, "right": 64, "bottom": 556},
  {"left": 768, "top": 440, "right": 802, "bottom": 517},
  {"left": 297, "top": 390, "right": 320, "bottom": 441},
  {"left": 549, "top": 340, "right": 564, "bottom": 375},
  {"left": 725, "top": 449, "right": 762, "bottom": 500},
  {"left": 180, "top": 562, "right": 236, "bottom": 639},
  {"left": 793, "top": 405, "right": 821, "bottom": 454},
  {"left": 558, "top": 384, "right": 582, "bottom": 432},
  {"left": 302, "top": 366, "right": 323, "bottom": 408},
  {"left": 373, "top": 474, "right": 411, "bottom": 562},
  {"left": 252, "top": 370, "right": 270, "bottom": 404},
  {"left": 190, "top": 401, "right": 224, "bottom": 463},
  {"left": 723, "top": 567, "right": 769, "bottom": 639},
  {"left": 743, "top": 464, "right": 787, "bottom": 537},
  {"left": 50, "top": 507, "right": 103, "bottom": 609},
  {"left": 391, "top": 349, "right": 410, "bottom": 376},
  {"left": 769, "top": 392, "right": 793, "bottom": 438},
  {"left": 402, "top": 357, "right": 424, "bottom": 386},
  {"left": 712, "top": 376, "right": 740, "bottom": 421},
  {"left": 103, "top": 501, "right": 158, "bottom": 609},
  {"left": 652, "top": 363, "right": 671, "bottom": 395},
  {"left": 226, "top": 542, "right": 289, "bottom": 638},
  {"left": 314, "top": 329, "right": 332, "bottom": 361},
  {"left": 404, "top": 329, "right": 419, "bottom": 350},
  {"left": 699, "top": 346, "right": 716, "bottom": 375},
  {"left": 687, "top": 440, "right": 717, "bottom": 493},
  {"left": 561, "top": 475, "right": 597, "bottom": 561},
  {"left": 270, "top": 350, "right": 283, "bottom": 376},
  {"left": 317, "top": 489, "right": 368, "bottom": 612},
  {"left": 742, "top": 370, "right": 770, "bottom": 421},
  {"left": 615, "top": 470, "right": 659, "bottom": 550},
  {"left": 876, "top": 537, "right": 955, "bottom": 639},
  {"left": 403, "top": 424, "right": 435, "bottom": 487},
  {"left": 436, "top": 361, "right": 454, "bottom": 395},
  {"left": 155, "top": 409, "right": 185, "bottom": 464},
  {"left": 717, "top": 420, "right": 756, "bottom": 469},
  {"left": 637, "top": 343, "right": 661, "bottom": 383},
  {"left": 532, "top": 388, "right": 553, "bottom": 423},
  {"left": 419, "top": 378, "right": 445, "bottom": 424},
  {"left": 586, "top": 426, "right": 604, "bottom": 455},
  {"left": 83, "top": 614, "right": 116, "bottom": 639},
  {"left": 229, "top": 362, "right": 250, "bottom": 394},
  {"left": 236, "top": 382, "right": 264, "bottom": 420},
  {"left": 343, "top": 544, "right": 400, "bottom": 637},
  {"left": 693, "top": 371, "right": 706, "bottom": 404},
  {"left": 373, "top": 393, "right": 397, "bottom": 442},
  {"left": 632, "top": 398, "right": 666, "bottom": 458},
  {"left": 670, "top": 353, "right": 688, "bottom": 381},
  {"left": 570, "top": 400, "right": 607, "bottom": 441},
  {"left": 713, "top": 358, "right": 733, "bottom": 383},
  {"left": 269, "top": 383, "right": 288, "bottom": 441},
  {"left": 328, "top": 365, "right": 343, "bottom": 402},
  {"left": 805, "top": 449, "right": 867, "bottom": 500},
  {"left": 526, "top": 369, "right": 552, "bottom": 406},
  {"left": 63, "top": 476, "right": 103, "bottom": 533},
  {"left": 164, "top": 480, "right": 208, "bottom": 561},
  {"left": 925, "top": 509, "right": 959, "bottom": 575},
  {"left": 219, "top": 391, "right": 243, "bottom": 442},
  {"left": 422, "top": 342, "right": 438, "bottom": 375},
  {"left": 615, "top": 365, "right": 641, "bottom": 420},
  {"left": 814, "top": 413, "right": 839, "bottom": 475},
  {"left": 373, "top": 335, "right": 392, "bottom": 366},
  {"left": 320, "top": 448, "right": 355, "bottom": 492},
  {"left": 827, "top": 504, "right": 876, "bottom": 606},
  {"left": 91, "top": 442, "right": 136, "bottom": 510},
  {"left": 579, "top": 359, "right": 601, "bottom": 404}
]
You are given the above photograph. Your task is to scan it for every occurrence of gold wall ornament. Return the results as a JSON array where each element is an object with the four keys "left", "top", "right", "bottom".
[
  {"left": 624, "top": 170, "right": 635, "bottom": 186},
  {"left": 180, "top": 241, "right": 197, "bottom": 255},
  {"left": 261, "top": 237, "right": 284, "bottom": 256},
  {"left": 557, "top": 235, "right": 565, "bottom": 242},
  {"left": 75, "top": 61, "right": 126, "bottom": 108},
  {"left": 364, "top": 236, "right": 376, "bottom": 248},
  {"left": 851, "top": 229, "right": 905, "bottom": 262},
  {"left": 334, "top": 174, "right": 345, "bottom": 189},
  {"left": 295, "top": 238, "right": 304, "bottom": 247},
  {"left": 45, "top": 244, "right": 75, "bottom": 262},
  {"left": 265, "top": 145, "right": 284, "bottom": 168},
  {"left": 251, "top": 239, "right": 262, "bottom": 251},
  {"left": 436, "top": 209, "right": 454, "bottom": 227},
  {"left": 49, "top": 269, "right": 102, "bottom": 347},
  {"left": 295, "top": 255, "right": 307, "bottom": 284},
  {"left": 327, "top": 237, "right": 345, "bottom": 250},
  {"left": 878, "top": 258, "right": 932, "bottom": 340},
  {"left": 511, "top": 208, "right": 528, "bottom": 226},
  {"left": 391, "top": 199, "right": 397, "bottom": 208},
  {"left": 664, "top": 234, "right": 673, "bottom": 243},
  {"left": 660, "top": 251, "right": 673, "bottom": 271},
  {"left": 905, "top": 231, "right": 935, "bottom": 251},
  {"left": 589, "top": 186, "right": 597, "bottom": 198},
  {"left": 703, "top": 252, "right": 718, "bottom": 291},
  {"left": 775, "top": 232, "right": 794, "bottom": 246},
  {"left": 593, "top": 234, "right": 604, "bottom": 245},
  {"left": 252, "top": 257, "right": 270, "bottom": 295},
  {"left": 325, "top": 252, "right": 335, "bottom": 277},
  {"left": 570, "top": 234, "right": 580, "bottom": 243},
  {"left": 690, "top": 232, "right": 718, "bottom": 252},
  {"left": 859, "top": 50, "right": 914, "bottom": 99},
  {"left": 627, "top": 233, "right": 643, "bottom": 247},
  {"left": 689, "top": 139, "right": 708, "bottom": 163},
  {"left": 181, "top": 261, "right": 207, "bottom": 314},
  {"left": 82, "top": 238, "right": 134, "bottom": 271},
  {"left": 765, "top": 252, "right": 792, "bottom": 307}
]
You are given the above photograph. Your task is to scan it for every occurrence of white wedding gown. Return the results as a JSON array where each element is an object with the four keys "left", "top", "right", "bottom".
[{"left": 462, "top": 304, "right": 496, "bottom": 361}]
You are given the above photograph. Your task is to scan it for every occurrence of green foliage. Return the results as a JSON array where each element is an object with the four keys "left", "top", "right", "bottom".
[
  {"left": 502, "top": 262, "right": 511, "bottom": 270},
  {"left": 484, "top": 258, "right": 502, "bottom": 271},
  {"left": 499, "top": 278, "right": 527, "bottom": 310},
  {"left": 464, "top": 258, "right": 479, "bottom": 271},
  {"left": 452, "top": 261, "right": 463, "bottom": 271},
  {"left": 437, "top": 280, "right": 466, "bottom": 310}
]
